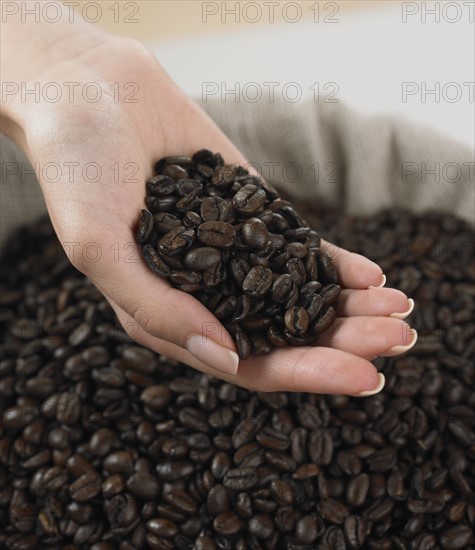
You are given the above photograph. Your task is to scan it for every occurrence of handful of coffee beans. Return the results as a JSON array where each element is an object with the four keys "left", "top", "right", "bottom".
[{"left": 137, "top": 150, "right": 341, "bottom": 359}]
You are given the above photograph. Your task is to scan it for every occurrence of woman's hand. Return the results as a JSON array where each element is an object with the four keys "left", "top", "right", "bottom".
[{"left": 3, "top": 28, "right": 417, "bottom": 395}]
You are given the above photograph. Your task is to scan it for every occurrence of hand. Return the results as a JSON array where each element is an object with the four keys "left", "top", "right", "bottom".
[{"left": 10, "top": 37, "right": 417, "bottom": 396}]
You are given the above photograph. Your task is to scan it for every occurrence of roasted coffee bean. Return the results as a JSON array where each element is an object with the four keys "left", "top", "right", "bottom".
[
  {"left": 126, "top": 472, "right": 160, "bottom": 500},
  {"left": 242, "top": 266, "right": 273, "bottom": 297},
  {"left": 223, "top": 468, "right": 258, "bottom": 491},
  {"left": 146, "top": 517, "right": 179, "bottom": 538},
  {"left": 233, "top": 184, "right": 267, "bottom": 214},
  {"left": 248, "top": 514, "right": 274, "bottom": 539},
  {"left": 213, "top": 512, "right": 243, "bottom": 536},
  {"left": 142, "top": 244, "right": 171, "bottom": 277},
  {"left": 201, "top": 197, "right": 231, "bottom": 222},
  {"left": 158, "top": 226, "right": 194, "bottom": 256},
  {"left": 346, "top": 473, "right": 370, "bottom": 508},
  {"left": 317, "top": 249, "right": 339, "bottom": 285},
  {"left": 197, "top": 221, "right": 236, "bottom": 248},
  {"left": 136, "top": 209, "right": 154, "bottom": 244},
  {"left": 314, "top": 306, "right": 337, "bottom": 334},
  {"left": 154, "top": 212, "right": 182, "bottom": 234},
  {"left": 319, "top": 283, "right": 341, "bottom": 307},
  {"left": 184, "top": 247, "right": 221, "bottom": 270},
  {"left": 284, "top": 307, "right": 309, "bottom": 336},
  {"left": 242, "top": 218, "right": 270, "bottom": 248},
  {"left": 146, "top": 175, "right": 176, "bottom": 197}
]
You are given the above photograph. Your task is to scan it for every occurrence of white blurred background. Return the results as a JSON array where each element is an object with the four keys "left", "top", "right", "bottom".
[{"left": 89, "top": 0, "right": 475, "bottom": 147}]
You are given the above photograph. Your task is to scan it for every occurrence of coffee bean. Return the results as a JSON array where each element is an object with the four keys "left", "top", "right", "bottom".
[
  {"left": 249, "top": 514, "right": 274, "bottom": 539},
  {"left": 126, "top": 476, "right": 159, "bottom": 509},
  {"left": 284, "top": 307, "right": 309, "bottom": 336},
  {"left": 159, "top": 226, "right": 195, "bottom": 256},
  {"left": 242, "top": 266, "right": 273, "bottom": 297},
  {"left": 213, "top": 512, "right": 243, "bottom": 536},
  {"left": 314, "top": 306, "right": 337, "bottom": 334},
  {"left": 182, "top": 247, "right": 221, "bottom": 272},
  {"left": 70, "top": 472, "right": 101, "bottom": 502},
  {"left": 146, "top": 175, "right": 176, "bottom": 197},
  {"left": 242, "top": 218, "right": 270, "bottom": 249},
  {"left": 223, "top": 468, "right": 258, "bottom": 491},
  {"left": 233, "top": 184, "right": 267, "bottom": 214},
  {"left": 201, "top": 197, "right": 231, "bottom": 222},
  {"left": 197, "top": 221, "right": 236, "bottom": 248},
  {"left": 136, "top": 209, "right": 154, "bottom": 244},
  {"left": 146, "top": 518, "right": 179, "bottom": 538},
  {"left": 142, "top": 244, "right": 171, "bottom": 277}
]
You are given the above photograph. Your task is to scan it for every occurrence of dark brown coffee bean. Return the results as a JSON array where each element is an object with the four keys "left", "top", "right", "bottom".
[
  {"left": 70, "top": 472, "right": 101, "bottom": 502},
  {"left": 346, "top": 473, "right": 370, "bottom": 507},
  {"left": 269, "top": 276, "right": 292, "bottom": 306},
  {"left": 284, "top": 307, "right": 309, "bottom": 336},
  {"left": 320, "top": 284, "right": 342, "bottom": 307},
  {"left": 285, "top": 258, "right": 307, "bottom": 287},
  {"left": 317, "top": 499, "right": 349, "bottom": 524},
  {"left": 159, "top": 226, "right": 195, "bottom": 256},
  {"left": 136, "top": 209, "right": 154, "bottom": 244},
  {"left": 317, "top": 249, "right": 339, "bottom": 285},
  {"left": 230, "top": 258, "right": 251, "bottom": 287},
  {"left": 441, "top": 525, "right": 475, "bottom": 549},
  {"left": 201, "top": 197, "right": 231, "bottom": 222},
  {"left": 233, "top": 184, "right": 266, "bottom": 214},
  {"left": 223, "top": 468, "right": 258, "bottom": 491},
  {"left": 183, "top": 246, "right": 221, "bottom": 270},
  {"left": 146, "top": 175, "right": 176, "bottom": 197},
  {"left": 242, "top": 218, "right": 270, "bottom": 249},
  {"left": 242, "top": 266, "right": 273, "bottom": 297},
  {"left": 367, "top": 447, "right": 398, "bottom": 472},
  {"left": 314, "top": 306, "right": 337, "bottom": 334},
  {"left": 146, "top": 518, "right": 179, "bottom": 538},
  {"left": 142, "top": 244, "right": 171, "bottom": 277},
  {"left": 154, "top": 212, "right": 182, "bottom": 234},
  {"left": 213, "top": 512, "right": 243, "bottom": 536},
  {"left": 296, "top": 515, "right": 319, "bottom": 543},
  {"left": 248, "top": 514, "right": 274, "bottom": 539},
  {"left": 198, "top": 221, "right": 236, "bottom": 248},
  {"left": 309, "top": 429, "right": 333, "bottom": 465},
  {"left": 126, "top": 472, "right": 160, "bottom": 500},
  {"left": 344, "top": 515, "right": 370, "bottom": 549}
]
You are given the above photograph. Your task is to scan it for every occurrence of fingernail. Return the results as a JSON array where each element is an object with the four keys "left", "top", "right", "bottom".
[
  {"left": 368, "top": 273, "right": 386, "bottom": 289},
  {"left": 390, "top": 298, "right": 415, "bottom": 320},
  {"left": 186, "top": 334, "right": 239, "bottom": 375},
  {"left": 381, "top": 328, "right": 418, "bottom": 357},
  {"left": 356, "top": 373, "right": 385, "bottom": 397}
]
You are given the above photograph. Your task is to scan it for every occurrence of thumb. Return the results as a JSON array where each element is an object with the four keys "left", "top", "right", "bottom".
[{"left": 73, "top": 225, "right": 240, "bottom": 376}]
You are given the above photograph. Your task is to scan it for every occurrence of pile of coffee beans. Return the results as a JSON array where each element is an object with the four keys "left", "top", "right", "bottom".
[
  {"left": 137, "top": 150, "right": 341, "bottom": 358},
  {"left": 1, "top": 201, "right": 474, "bottom": 549}
]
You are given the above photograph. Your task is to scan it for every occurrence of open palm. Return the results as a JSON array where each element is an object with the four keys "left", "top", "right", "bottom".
[{"left": 20, "top": 38, "right": 416, "bottom": 395}]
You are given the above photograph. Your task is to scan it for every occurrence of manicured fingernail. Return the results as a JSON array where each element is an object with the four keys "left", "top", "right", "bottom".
[
  {"left": 390, "top": 298, "right": 415, "bottom": 320},
  {"left": 186, "top": 334, "right": 239, "bottom": 375},
  {"left": 381, "top": 328, "right": 418, "bottom": 357},
  {"left": 356, "top": 373, "right": 385, "bottom": 397},
  {"left": 368, "top": 273, "right": 386, "bottom": 289}
]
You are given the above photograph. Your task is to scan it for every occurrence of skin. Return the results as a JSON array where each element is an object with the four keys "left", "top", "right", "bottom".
[{"left": 1, "top": 4, "right": 417, "bottom": 395}]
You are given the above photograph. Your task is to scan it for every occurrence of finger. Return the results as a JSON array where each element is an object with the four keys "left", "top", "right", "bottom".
[
  {"left": 317, "top": 317, "right": 418, "bottom": 359},
  {"left": 109, "top": 296, "right": 386, "bottom": 397},
  {"left": 321, "top": 239, "right": 385, "bottom": 289},
  {"left": 237, "top": 347, "right": 385, "bottom": 396},
  {"left": 335, "top": 288, "right": 414, "bottom": 319},
  {"left": 106, "top": 296, "right": 214, "bottom": 369},
  {"left": 80, "top": 227, "right": 239, "bottom": 376}
]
